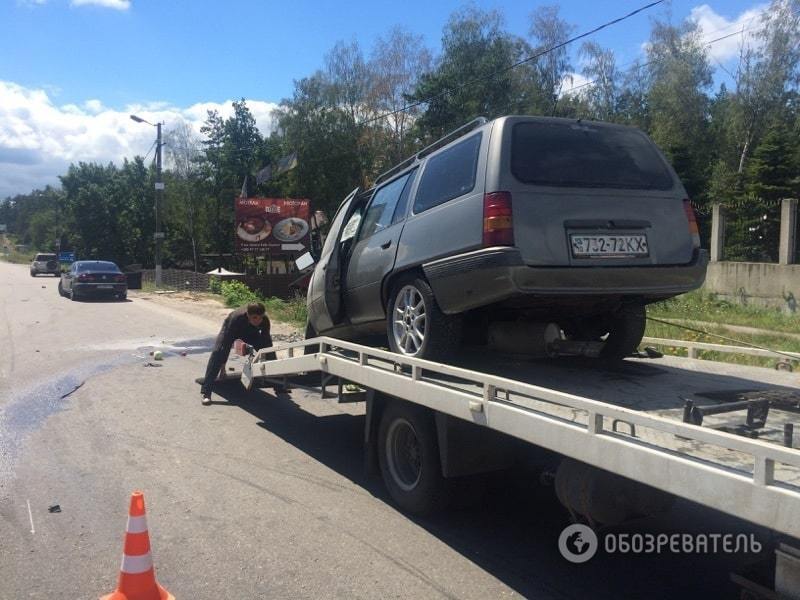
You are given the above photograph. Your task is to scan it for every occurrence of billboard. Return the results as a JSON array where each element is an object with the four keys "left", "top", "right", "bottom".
[{"left": 235, "top": 197, "right": 311, "bottom": 254}]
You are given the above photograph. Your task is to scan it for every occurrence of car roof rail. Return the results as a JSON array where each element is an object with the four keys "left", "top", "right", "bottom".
[
  {"left": 373, "top": 116, "right": 488, "bottom": 187},
  {"left": 373, "top": 155, "right": 418, "bottom": 187},
  {"left": 416, "top": 117, "right": 488, "bottom": 160}
]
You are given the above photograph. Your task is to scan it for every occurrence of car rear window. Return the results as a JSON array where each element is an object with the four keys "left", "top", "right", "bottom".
[
  {"left": 511, "top": 122, "right": 674, "bottom": 190},
  {"left": 77, "top": 261, "right": 120, "bottom": 272},
  {"left": 35, "top": 254, "right": 56, "bottom": 261}
]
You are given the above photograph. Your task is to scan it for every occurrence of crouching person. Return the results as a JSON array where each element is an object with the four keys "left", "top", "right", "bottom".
[{"left": 200, "top": 302, "right": 276, "bottom": 405}]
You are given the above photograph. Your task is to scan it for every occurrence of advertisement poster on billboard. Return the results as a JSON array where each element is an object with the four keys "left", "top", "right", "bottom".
[{"left": 235, "top": 197, "right": 311, "bottom": 254}]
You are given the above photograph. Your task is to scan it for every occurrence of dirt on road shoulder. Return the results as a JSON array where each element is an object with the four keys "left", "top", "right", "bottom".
[{"left": 129, "top": 290, "right": 302, "bottom": 338}]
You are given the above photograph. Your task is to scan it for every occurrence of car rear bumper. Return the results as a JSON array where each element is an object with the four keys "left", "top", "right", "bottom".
[
  {"left": 73, "top": 283, "right": 127, "bottom": 296},
  {"left": 423, "top": 247, "right": 709, "bottom": 314}
]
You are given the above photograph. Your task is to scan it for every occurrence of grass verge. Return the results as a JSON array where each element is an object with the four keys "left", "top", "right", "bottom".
[
  {"left": 648, "top": 290, "right": 800, "bottom": 335},
  {"left": 644, "top": 313, "right": 800, "bottom": 369}
]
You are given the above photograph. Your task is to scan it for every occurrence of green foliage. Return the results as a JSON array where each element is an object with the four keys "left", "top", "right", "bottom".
[
  {"left": 409, "top": 7, "right": 532, "bottom": 137},
  {"left": 219, "top": 280, "right": 262, "bottom": 307},
  {"left": 264, "top": 294, "right": 308, "bottom": 326},
  {"left": 208, "top": 277, "right": 222, "bottom": 294},
  {"left": 217, "top": 280, "right": 307, "bottom": 326}
]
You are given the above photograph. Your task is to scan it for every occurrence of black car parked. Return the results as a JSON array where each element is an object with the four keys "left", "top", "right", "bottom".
[{"left": 58, "top": 260, "right": 127, "bottom": 301}]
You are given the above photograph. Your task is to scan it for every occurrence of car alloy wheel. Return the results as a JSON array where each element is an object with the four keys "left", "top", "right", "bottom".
[{"left": 392, "top": 285, "right": 428, "bottom": 356}]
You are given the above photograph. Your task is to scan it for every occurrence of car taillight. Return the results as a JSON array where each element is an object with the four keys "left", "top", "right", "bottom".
[
  {"left": 483, "top": 192, "right": 514, "bottom": 247},
  {"left": 114, "top": 274, "right": 126, "bottom": 283},
  {"left": 78, "top": 274, "right": 95, "bottom": 282},
  {"left": 683, "top": 200, "right": 700, "bottom": 248}
]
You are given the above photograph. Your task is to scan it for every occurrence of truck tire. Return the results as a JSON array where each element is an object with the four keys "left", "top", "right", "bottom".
[
  {"left": 600, "top": 303, "right": 646, "bottom": 359},
  {"left": 386, "top": 275, "right": 460, "bottom": 361},
  {"left": 378, "top": 400, "right": 449, "bottom": 515},
  {"left": 304, "top": 321, "right": 317, "bottom": 355}
]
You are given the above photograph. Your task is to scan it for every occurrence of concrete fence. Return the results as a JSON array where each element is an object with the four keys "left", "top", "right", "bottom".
[{"left": 704, "top": 198, "right": 799, "bottom": 312}]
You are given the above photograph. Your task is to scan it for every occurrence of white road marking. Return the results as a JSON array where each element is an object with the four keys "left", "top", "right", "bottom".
[{"left": 26, "top": 499, "right": 34, "bottom": 534}]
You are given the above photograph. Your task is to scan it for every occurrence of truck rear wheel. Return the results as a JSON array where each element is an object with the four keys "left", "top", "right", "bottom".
[{"left": 378, "top": 400, "right": 449, "bottom": 515}]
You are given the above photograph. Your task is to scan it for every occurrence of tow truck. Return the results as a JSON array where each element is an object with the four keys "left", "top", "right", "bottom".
[{"left": 239, "top": 337, "right": 800, "bottom": 598}]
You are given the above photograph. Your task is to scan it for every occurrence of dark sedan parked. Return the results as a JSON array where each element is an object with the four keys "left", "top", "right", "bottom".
[{"left": 58, "top": 260, "right": 127, "bottom": 301}]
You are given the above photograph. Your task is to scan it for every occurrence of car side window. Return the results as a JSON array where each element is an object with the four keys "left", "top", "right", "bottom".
[
  {"left": 390, "top": 168, "right": 418, "bottom": 226},
  {"left": 359, "top": 171, "right": 413, "bottom": 241},
  {"left": 413, "top": 133, "right": 482, "bottom": 214}
]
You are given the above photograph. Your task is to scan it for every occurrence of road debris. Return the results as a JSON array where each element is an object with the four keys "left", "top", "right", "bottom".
[
  {"left": 48, "top": 504, "right": 61, "bottom": 513},
  {"left": 60, "top": 381, "right": 85, "bottom": 399}
]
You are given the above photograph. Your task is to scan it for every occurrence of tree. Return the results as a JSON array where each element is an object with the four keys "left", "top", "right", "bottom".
[
  {"left": 580, "top": 41, "right": 619, "bottom": 121},
  {"left": 274, "top": 73, "right": 364, "bottom": 215},
  {"left": 732, "top": 0, "right": 800, "bottom": 174},
  {"left": 165, "top": 121, "right": 203, "bottom": 271},
  {"left": 645, "top": 18, "right": 713, "bottom": 201},
  {"left": 528, "top": 5, "right": 575, "bottom": 115},
  {"left": 199, "top": 100, "right": 264, "bottom": 255},
  {"left": 369, "top": 26, "right": 433, "bottom": 165},
  {"left": 409, "top": 7, "right": 531, "bottom": 137}
]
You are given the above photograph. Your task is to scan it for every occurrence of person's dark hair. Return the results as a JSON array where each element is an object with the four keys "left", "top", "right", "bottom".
[{"left": 246, "top": 302, "right": 266, "bottom": 316}]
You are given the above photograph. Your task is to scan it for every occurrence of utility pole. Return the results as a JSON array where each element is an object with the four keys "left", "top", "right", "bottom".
[
  {"left": 131, "top": 114, "right": 165, "bottom": 287},
  {"left": 154, "top": 122, "right": 164, "bottom": 287}
]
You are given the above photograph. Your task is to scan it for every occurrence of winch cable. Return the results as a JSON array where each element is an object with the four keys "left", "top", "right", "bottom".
[{"left": 645, "top": 316, "right": 800, "bottom": 362}]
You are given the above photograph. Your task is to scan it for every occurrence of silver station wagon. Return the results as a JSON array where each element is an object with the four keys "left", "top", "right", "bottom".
[{"left": 306, "top": 116, "right": 708, "bottom": 360}]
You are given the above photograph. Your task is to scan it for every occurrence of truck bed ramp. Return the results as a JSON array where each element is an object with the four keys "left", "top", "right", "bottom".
[{"left": 245, "top": 337, "right": 800, "bottom": 540}]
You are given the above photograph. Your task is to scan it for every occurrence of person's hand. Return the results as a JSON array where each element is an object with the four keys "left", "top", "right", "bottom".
[{"left": 234, "top": 338, "right": 247, "bottom": 355}]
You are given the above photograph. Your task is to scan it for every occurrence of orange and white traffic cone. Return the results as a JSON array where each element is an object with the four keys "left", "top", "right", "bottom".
[{"left": 101, "top": 491, "right": 174, "bottom": 600}]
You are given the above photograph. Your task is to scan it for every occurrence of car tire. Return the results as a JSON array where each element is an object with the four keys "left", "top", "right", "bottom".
[
  {"left": 386, "top": 275, "right": 460, "bottom": 361},
  {"left": 58, "top": 280, "right": 65, "bottom": 297},
  {"left": 377, "top": 400, "right": 449, "bottom": 515},
  {"left": 30, "top": 271, "right": 36, "bottom": 277},
  {"left": 600, "top": 303, "right": 646, "bottom": 360},
  {"left": 69, "top": 287, "right": 77, "bottom": 302}
]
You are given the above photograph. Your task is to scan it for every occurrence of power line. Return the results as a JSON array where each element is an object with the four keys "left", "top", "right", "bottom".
[
  {"left": 360, "top": 0, "right": 666, "bottom": 126},
  {"left": 561, "top": 4, "right": 800, "bottom": 99},
  {"left": 559, "top": 23, "right": 772, "bottom": 98}
]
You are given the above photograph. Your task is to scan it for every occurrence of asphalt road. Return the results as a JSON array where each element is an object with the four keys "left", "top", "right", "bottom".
[{"left": 0, "top": 261, "right": 784, "bottom": 599}]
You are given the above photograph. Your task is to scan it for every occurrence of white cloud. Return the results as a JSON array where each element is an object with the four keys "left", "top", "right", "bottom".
[
  {"left": 559, "top": 72, "right": 593, "bottom": 97},
  {"left": 690, "top": 4, "right": 767, "bottom": 62},
  {"left": 70, "top": 0, "right": 131, "bottom": 9},
  {"left": 0, "top": 80, "right": 279, "bottom": 198}
]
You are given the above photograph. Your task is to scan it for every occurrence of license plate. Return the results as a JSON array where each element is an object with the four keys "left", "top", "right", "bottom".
[
  {"left": 570, "top": 234, "right": 648, "bottom": 258},
  {"left": 97, "top": 284, "right": 113, "bottom": 289}
]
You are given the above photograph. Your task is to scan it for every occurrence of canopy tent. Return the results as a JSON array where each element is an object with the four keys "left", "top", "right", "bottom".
[{"left": 206, "top": 267, "right": 244, "bottom": 276}]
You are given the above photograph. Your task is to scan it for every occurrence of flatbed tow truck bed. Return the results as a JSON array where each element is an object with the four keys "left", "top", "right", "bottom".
[{"left": 239, "top": 337, "right": 800, "bottom": 596}]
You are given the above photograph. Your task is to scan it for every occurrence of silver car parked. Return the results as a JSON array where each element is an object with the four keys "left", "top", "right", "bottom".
[{"left": 306, "top": 116, "right": 708, "bottom": 360}]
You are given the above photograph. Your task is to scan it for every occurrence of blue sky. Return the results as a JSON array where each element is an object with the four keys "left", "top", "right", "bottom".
[{"left": 0, "top": 0, "right": 769, "bottom": 197}]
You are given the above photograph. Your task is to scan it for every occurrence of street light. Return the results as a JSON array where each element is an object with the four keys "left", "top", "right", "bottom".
[{"left": 130, "top": 114, "right": 164, "bottom": 288}]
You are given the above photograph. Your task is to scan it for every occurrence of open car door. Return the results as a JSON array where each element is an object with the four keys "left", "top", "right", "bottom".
[{"left": 321, "top": 187, "right": 361, "bottom": 327}]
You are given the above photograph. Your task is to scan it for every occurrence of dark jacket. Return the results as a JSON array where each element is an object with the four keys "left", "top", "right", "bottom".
[{"left": 217, "top": 306, "right": 272, "bottom": 351}]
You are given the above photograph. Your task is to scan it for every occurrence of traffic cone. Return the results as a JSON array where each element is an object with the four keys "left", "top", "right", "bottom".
[{"left": 101, "top": 491, "right": 174, "bottom": 600}]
